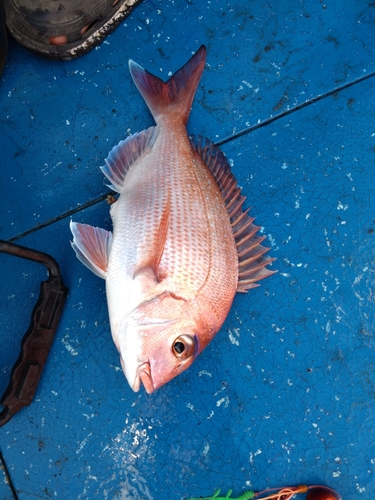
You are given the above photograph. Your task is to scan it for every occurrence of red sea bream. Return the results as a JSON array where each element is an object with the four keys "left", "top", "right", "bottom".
[{"left": 70, "top": 46, "right": 274, "bottom": 393}]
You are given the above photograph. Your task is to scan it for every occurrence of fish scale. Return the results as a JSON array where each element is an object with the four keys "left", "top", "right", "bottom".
[{"left": 70, "top": 46, "right": 274, "bottom": 393}]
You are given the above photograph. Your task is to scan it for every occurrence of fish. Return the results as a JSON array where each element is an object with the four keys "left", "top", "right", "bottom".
[{"left": 70, "top": 45, "right": 275, "bottom": 394}]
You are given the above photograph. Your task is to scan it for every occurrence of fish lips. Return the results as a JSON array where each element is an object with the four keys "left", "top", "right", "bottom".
[
  {"left": 120, "top": 356, "right": 154, "bottom": 393},
  {"left": 137, "top": 362, "right": 154, "bottom": 394},
  {"left": 136, "top": 355, "right": 197, "bottom": 394}
]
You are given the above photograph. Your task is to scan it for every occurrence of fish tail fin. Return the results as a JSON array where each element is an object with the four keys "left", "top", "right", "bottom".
[{"left": 129, "top": 45, "right": 207, "bottom": 124}]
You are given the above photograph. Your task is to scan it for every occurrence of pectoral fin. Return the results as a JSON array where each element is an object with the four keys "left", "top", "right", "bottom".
[{"left": 133, "top": 197, "right": 170, "bottom": 286}]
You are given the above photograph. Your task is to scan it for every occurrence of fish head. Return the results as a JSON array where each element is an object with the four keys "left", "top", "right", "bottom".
[{"left": 116, "top": 291, "right": 211, "bottom": 394}]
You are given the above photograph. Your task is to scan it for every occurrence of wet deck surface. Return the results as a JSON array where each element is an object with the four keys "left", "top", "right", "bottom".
[{"left": 1, "top": 1, "right": 375, "bottom": 498}]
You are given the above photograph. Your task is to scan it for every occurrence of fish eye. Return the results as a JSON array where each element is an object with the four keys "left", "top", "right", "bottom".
[{"left": 172, "top": 334, "right": 196, "bottom": 359}]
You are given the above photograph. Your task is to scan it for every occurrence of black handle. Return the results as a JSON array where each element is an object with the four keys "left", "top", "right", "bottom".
[{"left": 0, "top": 241, "right": 68, "bottom": 427}]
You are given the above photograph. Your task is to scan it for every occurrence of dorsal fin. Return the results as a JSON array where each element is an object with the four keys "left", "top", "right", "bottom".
[
  {"left": 191, "top": 135, "right": 276, "bottom": 292},
  {"left": 101, "top": 126, "right": 157, "bottom": 193},
  {"left": 128, "top": 46, "right": 207, "bottom": 125}
]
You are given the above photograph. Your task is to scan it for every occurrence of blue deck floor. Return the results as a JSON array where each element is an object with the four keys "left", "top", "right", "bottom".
[{"left": 1, "top": 1, "right": 375, "bottom": 498}]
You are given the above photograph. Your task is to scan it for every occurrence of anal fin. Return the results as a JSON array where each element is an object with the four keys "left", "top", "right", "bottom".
[{"left": 70, "top": 221, "right": 112, "bottom": 279}]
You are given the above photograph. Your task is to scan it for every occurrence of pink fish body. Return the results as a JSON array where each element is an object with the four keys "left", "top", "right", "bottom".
[{"left": 70, "top": 46, "right": 274, "bottom": 393}]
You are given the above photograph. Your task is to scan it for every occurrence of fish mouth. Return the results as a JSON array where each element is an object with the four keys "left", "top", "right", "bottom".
[{"left": 136, "top": 362, "right": 155, "bottom": 394}]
